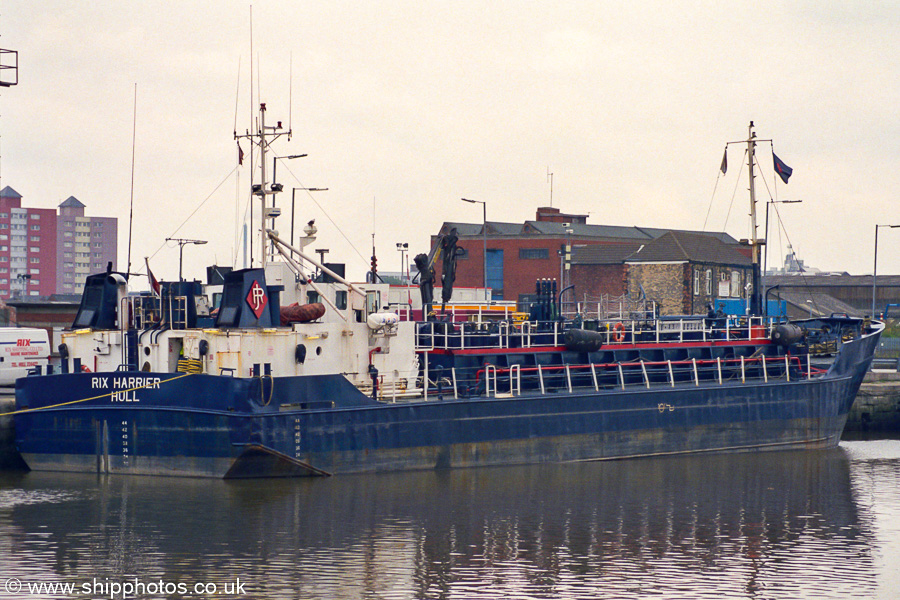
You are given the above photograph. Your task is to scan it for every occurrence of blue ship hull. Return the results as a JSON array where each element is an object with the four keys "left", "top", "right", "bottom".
[{"left": 13, "top": 326, "right": 877, "bottom": 478}]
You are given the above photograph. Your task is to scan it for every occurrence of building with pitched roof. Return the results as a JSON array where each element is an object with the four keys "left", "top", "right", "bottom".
[
  {"left": 0, "top": 186, "right": 117, "bottom": 299},
  {"left": 433, "top": 207, "right": 748, "bottom": 313},
  {"left": 624, "top": 231, "right": 752, "bottom": 316}
]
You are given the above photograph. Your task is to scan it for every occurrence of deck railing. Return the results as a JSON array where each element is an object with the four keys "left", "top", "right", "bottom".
[
  {"left": 415, "top": 316, "right": 776, "bottom": 352},
  {"left": 125, "top": 295, "right": 189, "bottom": 330},
  {"left": 416, "top": 353, "right": 820, "bottom": 401}
]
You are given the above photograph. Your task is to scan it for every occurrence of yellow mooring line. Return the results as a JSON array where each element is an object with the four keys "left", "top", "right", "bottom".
[{"left": 0, "top": 372, "right": 194, "bottom": 417}]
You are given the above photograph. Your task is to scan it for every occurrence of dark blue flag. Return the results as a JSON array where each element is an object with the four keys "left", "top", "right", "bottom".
[{"left": 773, "top": 152, "right": 792, "bottom": 184}]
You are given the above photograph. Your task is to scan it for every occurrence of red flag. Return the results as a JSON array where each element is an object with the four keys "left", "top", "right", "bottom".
[
  {"left": 237, "top": 142, "right": 244, "bottom": 165},
  {"left": 145, "top": 257, "right": 161, "bottom": 297}
]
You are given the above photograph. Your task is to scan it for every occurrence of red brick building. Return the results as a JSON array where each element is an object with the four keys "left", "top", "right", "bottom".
[
  {"left": 569, "top": 243, "right": 641, "bottom": 306},
  {"left": 434, "top": 207, "right": 747, "bottom": 315}
]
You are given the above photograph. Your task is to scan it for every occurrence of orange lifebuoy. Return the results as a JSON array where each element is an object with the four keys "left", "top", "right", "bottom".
[
  {"left": 612, "top": 322, "right": 625, "bottom": 343},
  {"left": 81, "top": 364, "right": 92, "bottom": 373}
]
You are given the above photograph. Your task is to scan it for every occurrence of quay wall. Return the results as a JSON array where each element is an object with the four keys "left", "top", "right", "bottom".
[
  {"left": 0, "top": 392, "right": 26, "bottom": 469},
  {"left": 846, "top": 371, "right": 900, "bottom": 431}
]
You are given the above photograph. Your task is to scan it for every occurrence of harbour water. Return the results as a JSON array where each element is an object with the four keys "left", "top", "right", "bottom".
[{"left": 1, "top": 439, "right": 899, "bottom": 599}]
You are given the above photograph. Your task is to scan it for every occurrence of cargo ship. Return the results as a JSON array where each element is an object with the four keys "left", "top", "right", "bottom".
[{"left": 11, "top": 115, "right": 882, "bottom": 477}]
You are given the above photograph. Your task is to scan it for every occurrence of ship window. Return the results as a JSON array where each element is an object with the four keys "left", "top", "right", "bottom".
[
  {"left": 307, "top": 291, "right": 320, "bottom": 304},
  {"left": 335, "top": 290, "right": 348, "bottom": 310}
]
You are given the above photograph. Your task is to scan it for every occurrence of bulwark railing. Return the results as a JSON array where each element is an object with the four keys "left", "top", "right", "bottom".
[
  {"left": 415, "top": 317, "right": 776, "bottom": 352},
  {"left": 416, "top": 354, "right": 821, "bottom": 402},
  {"left": 427, "top": 354, "right": 817, "bottom": 400}
]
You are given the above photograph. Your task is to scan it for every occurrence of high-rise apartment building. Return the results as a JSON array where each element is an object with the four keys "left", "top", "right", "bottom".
[{"left": 0, "top": 186, "right": 117, "bottom": 299}]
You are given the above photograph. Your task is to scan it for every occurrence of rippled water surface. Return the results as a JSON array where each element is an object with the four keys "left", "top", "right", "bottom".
[{"left": 2, "top": 440, "right": 900, "bottom": 599}]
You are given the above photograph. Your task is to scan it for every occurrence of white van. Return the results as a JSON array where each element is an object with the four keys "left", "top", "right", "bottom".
[{"left": 0, "top": 327, "right": 50, "bottom": 386}]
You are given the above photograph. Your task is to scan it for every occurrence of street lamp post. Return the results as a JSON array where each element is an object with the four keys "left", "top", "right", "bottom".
[
  {"left": 396, "top": 242, "right": 409, "bottom": 284},
  {"left": 873, "top": 224, "right": 900, "bottom": 318},
  {"left": 16, "top": 273, "right": 30, "bottom": 298},
  {"left": 167, "top": 238, "right": 208, "bottom": 282},
  {"left": 315, "top": 248, "right": 329, "bottom": 281},
  {"left": 291, "top": 187, "right": 328, "bottom": 248},
  {"left": 764, "top": 199, "right": 802, "bottom": 275},
  {"left": 461, "top": 198, "right": 487, "bottom": 293}
]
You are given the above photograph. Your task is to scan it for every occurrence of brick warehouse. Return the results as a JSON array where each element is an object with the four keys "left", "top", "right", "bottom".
[{"left": 433, "top": 207, "right": 750, "bottom": 315}]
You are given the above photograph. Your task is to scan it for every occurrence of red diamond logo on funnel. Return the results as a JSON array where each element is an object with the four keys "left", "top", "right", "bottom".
[{"left": 246, "top": 280, "right": 268, "bottom": 319}]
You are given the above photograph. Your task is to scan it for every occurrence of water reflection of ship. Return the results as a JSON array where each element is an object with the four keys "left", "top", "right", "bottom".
[{"left": 1, "top": 449, "right": 879, "bottom": 598}]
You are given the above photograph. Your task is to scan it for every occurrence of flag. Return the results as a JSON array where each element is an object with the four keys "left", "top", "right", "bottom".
[
  {"left": 773, "top": 152, "right": 792, "bottom": 184},
  {"left": 720, "top": 148, "right": 727, "bottom": 174},
  {"left": 237, "top": 142, "right": 244, "bottom": 166},
  {"left": 145, "top": 257, "right": 161, "bottom": 297}
]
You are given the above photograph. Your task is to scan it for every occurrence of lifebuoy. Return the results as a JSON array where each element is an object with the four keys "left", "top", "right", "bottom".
[
  {"left": 81, "top": 364, "right": 92, "bottom": 373},
  {"left": 612, "top": 322, "right": 625, "bottom": 343}
]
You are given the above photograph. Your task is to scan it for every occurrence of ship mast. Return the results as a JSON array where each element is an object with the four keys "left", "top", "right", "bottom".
[
  {"left": 259, "top": 103, "right": 268, "bottom": 265},
  {"left": 237, "top": 102, "right": 290, "bottom": 267},
  {"left": 747, "top": 121, "right": 761, "bottom": 315}
]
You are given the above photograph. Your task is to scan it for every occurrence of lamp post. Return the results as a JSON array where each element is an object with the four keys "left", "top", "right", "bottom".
[
  {"left": 16, "top": 273, "right": 30, "bottom": 298},
  {"left": 563, "top": 227, "right": 573, "bottom": 315},
  {"left": 291, "top": 187, "right": 328, "bottom": 248},
  {"left": 461, "top": 198, "right": 487, "bottom": 293},
  {"left": 764, "top": 199, "right": 802, "bottom": 275},
  {"left": 396, "top": 242, "right": 409, "bottom": 284},
  {"left": 166, "top": 238, "right": 208, "bottom": 282},
  {"left": 873, "top": 224, "right": 900, "bottom": 318},
  {"left": 315, "top": 248, "right": 329, "bottom": 281}
]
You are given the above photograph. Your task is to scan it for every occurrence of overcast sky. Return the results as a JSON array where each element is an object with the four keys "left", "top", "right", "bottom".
[{"left": 1, "top": 1, "right": 898, "bottom": 284}]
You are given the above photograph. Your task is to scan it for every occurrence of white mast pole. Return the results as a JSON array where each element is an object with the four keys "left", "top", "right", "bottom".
[
  {"left": 748, "top": 121, "right": 758, "bottom": 249},
  {"left": 259, "top": 103, "right": 268, "bottom": 266},
  {"left": 747, "top": 121, "right": 761, "bottom": 314}
]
